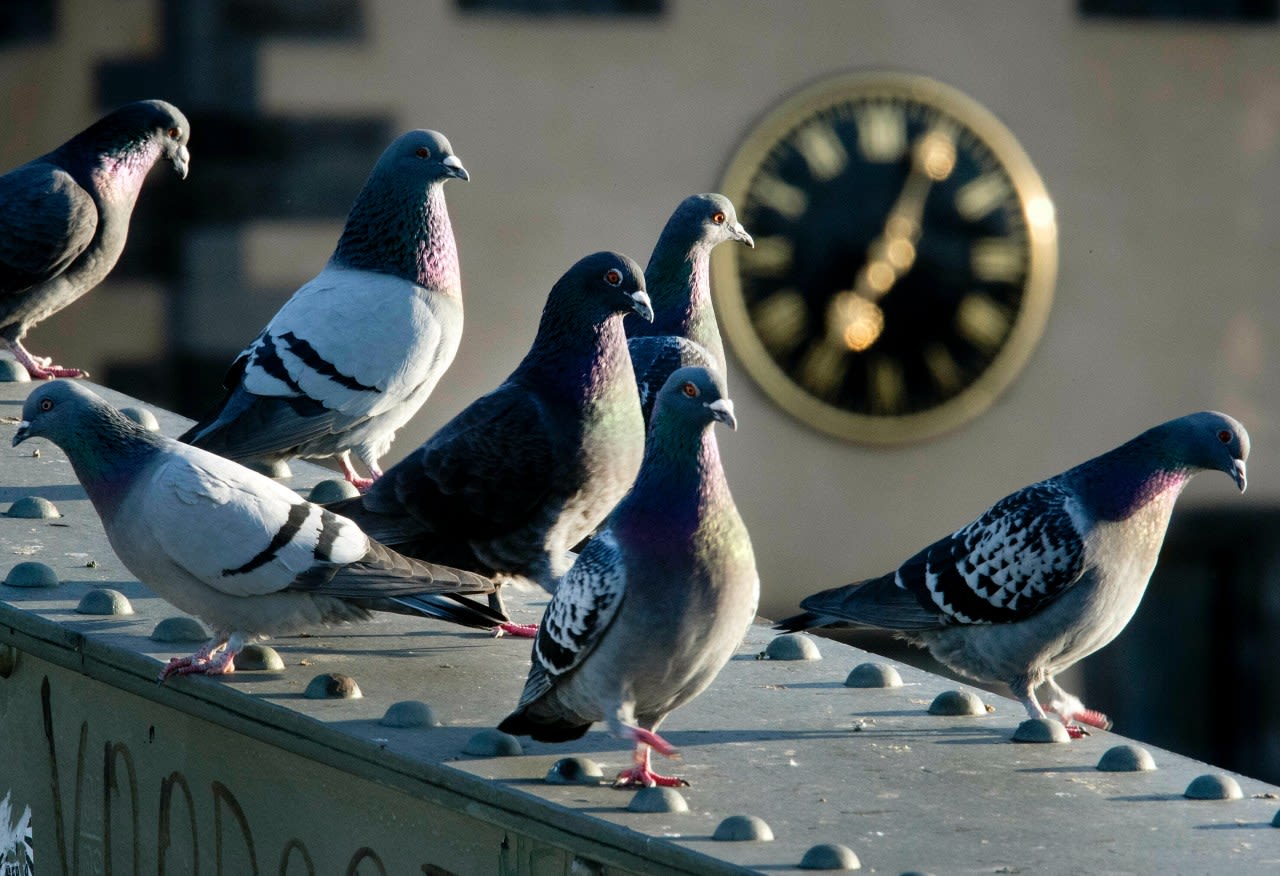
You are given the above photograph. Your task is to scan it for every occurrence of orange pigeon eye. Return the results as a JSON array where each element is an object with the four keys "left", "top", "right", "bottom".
[
  {"left": 1218, "top": 429, "right": 1232, "bottom": 444},
  {"left": 682, "top": 382, "right": 699, "bottom": 398},
  {"left": 712, "top": 211, "right": 726, "bottom": 224},
  {"left": 167, "top": 126, "right": 181, "bottom": 139},
  {"left": 39, "top": 398, "right": 53, "bottom": 412},
  {"left": 604, "top": 268, "right": 623, "bottom": 286},
  {"left": 416, "top": 146, "right": 430, "bottom": 158}
]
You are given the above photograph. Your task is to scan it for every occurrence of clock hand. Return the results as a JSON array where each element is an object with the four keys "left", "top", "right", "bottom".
[{"left": 833, "top": 126, "right": 958, "bottom": 352}]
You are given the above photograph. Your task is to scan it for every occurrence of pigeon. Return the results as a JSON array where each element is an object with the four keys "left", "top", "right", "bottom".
[
  {"left": 328, "top": 251, "right": 653, "bottom": 636},
  {"left": 180, "top": 129, "right": 469, "bottom": 489},
  {"left": 777, "top": 411, "right": 1250, "bottom": 737},
  {"left": 499, "top": 366, "right": 758, "bottom": 787},
  {"left": 0, "top": 100, "right": 191, "bottom": 379},
  {"left": 627, "top": 193, "right": 753, "bottom": 421},
  {"left": 13, "top": 381, "right": 506, "bottom": 681}
]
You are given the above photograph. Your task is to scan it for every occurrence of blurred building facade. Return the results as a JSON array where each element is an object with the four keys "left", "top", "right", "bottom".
[{"left": 1, "top": 0, "right": 1278, "bottom": 779}]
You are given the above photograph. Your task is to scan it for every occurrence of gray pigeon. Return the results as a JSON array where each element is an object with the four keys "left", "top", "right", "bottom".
[
  {"left": 627, "top": 193, "right": 753, "bottom": 421},
  {"left": 499, "top": 366, "right": 758, "bottom": 787},
  {"left": 328, "top": 251, "right": 653, "bottom": 636},
  {"left": 181, "top": 130, "right": 469, "bottom": 489},
  {"left": 777, "top": 411, "right": 1249, "bottom": 736},
  {"left": 13, "top": 381, "right": 505, "bottom": 680},
  {"left": 0, "top": 100, "right": 190, "bottom": 379}
]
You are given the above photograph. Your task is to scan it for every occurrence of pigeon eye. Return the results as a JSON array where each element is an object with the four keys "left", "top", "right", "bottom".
[
  {"left": 1218, "top": 429, "right": 1232, "bottom": 444},
  {"left": 604, "top": 268, "right": 623, "bottom": 286},
  {"left": 39, "top": 398, "right": 53, "bottom": 412},
  {"left": 682, "top": 382, "right": 699, "bottom": 398},
  {"left": 415, "top": 146, "right": 431, "bottom": 158},
  {"left": 712, "top": 211, "right": 726, "bottom": 224},
  {"left": 167, "top": 126, "right": 181, "bottom": 140}
]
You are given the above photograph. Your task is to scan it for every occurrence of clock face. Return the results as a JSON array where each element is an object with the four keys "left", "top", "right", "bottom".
[{"left": 713, "top": 71, "right": 1058, "bottom": 444}]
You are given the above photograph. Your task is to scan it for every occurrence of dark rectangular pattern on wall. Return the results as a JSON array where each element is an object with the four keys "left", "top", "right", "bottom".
[
  {"left": 0, "top": 0, "right": 54, "bottom": 46},
  {"left": 1080, "top": 0, "right": 1279, "bottom": 20},
  {"left": 456, "top": 0, "right": 664, "bottom": 15}
]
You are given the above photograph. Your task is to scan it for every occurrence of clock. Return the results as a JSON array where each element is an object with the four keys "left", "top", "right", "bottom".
[{"left": 712, "top": 71, "right": 1057, "bottom": 444}]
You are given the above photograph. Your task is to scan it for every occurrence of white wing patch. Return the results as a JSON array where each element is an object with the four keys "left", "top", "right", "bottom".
[
  {"left": 144, "top": 452, "right": 369, "bottom": 598},
  {"left": 241, "top": 266, "right": 461, "bottom": 418}
]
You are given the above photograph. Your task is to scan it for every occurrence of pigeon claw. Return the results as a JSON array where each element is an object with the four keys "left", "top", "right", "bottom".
[
  {"left": 495, "top": 621, "right": 539, "bottom": 638},
  {"left": 612, "top": 767, "right": 689, "bottom": 789}
]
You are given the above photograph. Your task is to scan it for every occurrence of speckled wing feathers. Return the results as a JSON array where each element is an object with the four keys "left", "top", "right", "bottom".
[
  {"left": 803, "top": 481, "right": 1086, "bottom": 629},
  {"left": 520, "top": 532, "right": 627, "bottom": 706}
]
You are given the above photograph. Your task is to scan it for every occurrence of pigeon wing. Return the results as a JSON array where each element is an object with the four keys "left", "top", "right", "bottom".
[
  {"left": 0, "top": 164, "right": 96, "bottom": 295},
  {"left": 801, "top": 481, "right": 1087, "bottom": 629},
  {"left": 517, "top": 531, "right": 627, "bottom": 707}
]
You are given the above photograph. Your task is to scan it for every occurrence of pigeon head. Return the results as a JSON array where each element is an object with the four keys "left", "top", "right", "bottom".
[
  {"left": 652, "top": 366, "right": 737, "bottom": 432},
  {"left": 331, "top": 129, "right": 468, "bottom": 289},
  {"left": 64, "top": 100, "right": 191, "bottom": 181},
  {"left": 1165, "top": 410, "right": 1249, "bottom": 492},
  {"left": 373, "top": 129, "right": 470, "bottom": 185},
  {"left": 663, "top": 193, "right": 754, "bottom": 253},
  {"left": 14, "top": 381, "right": 133, "bottom": 449},
  {"left": 547, "top": 251, "right": 652, "bottom": 325}
]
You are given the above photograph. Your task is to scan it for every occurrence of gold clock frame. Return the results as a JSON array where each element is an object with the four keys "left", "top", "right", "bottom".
[{"left": 712, "top": 70, "right": 1058, "bottom": 445}]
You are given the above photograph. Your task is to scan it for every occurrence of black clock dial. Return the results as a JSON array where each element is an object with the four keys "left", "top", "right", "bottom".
[{"left": 714, "top": 72, "right": 1057, "bottom": 444}]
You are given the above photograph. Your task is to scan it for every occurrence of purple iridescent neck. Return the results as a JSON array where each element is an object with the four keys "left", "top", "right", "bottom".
[
  {"left": 333, "top": 181, "right": 460, "bottom": 292},
  {"left": 1064, "top": 439, "right": 1193, "bottom": 521},
  {"left": 88, "top": 140, "right": 163, "bottom": 207}
]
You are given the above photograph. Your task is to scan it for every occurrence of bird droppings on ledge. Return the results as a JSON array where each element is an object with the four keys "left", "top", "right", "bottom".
[
  {"left": 304, "top": 672, "right": 361, "bottom": 699},
  {"left": 150, "top": 616, "right": 209, "bottom": 643},
  {"left": 712, "top": 814, "right": 774, "bottom": 842},
  {"left": 927, "top": 689, "right": 987, "bottom": 717},
  {"left": 798, "top": 842, "right": 860, "bottom": 870},
  {"left": 844, "top": 661, "right": 903, "bottom": 688},
  {"left": 5, "top": 496, "right": 60, "bottom": 519},
  {"left": 762, "top": 632, "right": 822, "bottom": 661},
  {"left": 463, "top": 728, "right": 522, "bottom": 757},
  {"left": 1013, "top": 717, "right": 1071, "bottom": 744},
  {"left": 545, "top": 756, "right": 604, "bottom": 786},
  {"left": 75, "top": 588, "right": 133, "bottom": 616},
  {"left": 1098, "top": 744, "right": 1157, "bottom": 772},
  {"left": 627, "top": 786, "right": 688, "bottom": 813},
  {"left": 1184, "top": 773, "right": 1243, "bottom": 800},
  {"left": 237, "top": 643, "right": 285, "bottom": 671},
  {"left": 3, "top": 561, "right": 59, "bottom": 588},
  {"left": 379, "top": 700, "right": 439, "bottom": 728}
]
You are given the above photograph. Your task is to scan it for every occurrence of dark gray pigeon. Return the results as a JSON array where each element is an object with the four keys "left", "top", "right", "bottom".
[
  {"left": 627, "top": 193, "right": 752, "bottom": 421},
  {"left": 0, "top": 100, "right": 190, "bottom": 379},
  {"left": 181, "top": 130, "right": 469, "bottom": 489},
  {"left": 778, "top": 411, "right": 1249, "bottom": 736},
  {"left": 328, "top": 251, "right": 653, "bottom": 636},
  {"left": 499, "top": 366, "right": 758, "bottom": 787},
  {"left": 14, "top": 381, "right": 505, "bottom": 681}
]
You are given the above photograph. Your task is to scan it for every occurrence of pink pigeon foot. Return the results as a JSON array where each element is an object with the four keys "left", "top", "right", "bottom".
[
  {"left": 9, "top": 342, "right": 88, "bottom": 380},
  {"left": 159, "top": 640, "right": 238, "bottom": 681},
  {"left": 1042, "top": 701, "right": 1111, "bottom": 738},
  {"left": 495, "top": 621, "right": 539, "bottom": 638},
  {"left": 338, "top": 453, "right": 380, "bottom": 491},
  {"left": 613, "top": 732, "right": 686, "bottom": 788}
]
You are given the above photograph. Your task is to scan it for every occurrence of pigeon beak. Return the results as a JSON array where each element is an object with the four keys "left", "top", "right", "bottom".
[
  {"left": 708, "top": 398, "right": 737, "bottom": 430},
  {"left": 1231, "top": 458, "right": 1247, "bottom": 493},
  {"left": 629, "top": 289, "right": 654, "bottom": 323},
  {"left": 12, "top": 421, "right": 30, "bottom": 447},
  {"left": 443, "top": 154, "right": 470, "bottom": 182},
  {"left": 732, "top": 222, "right": 754, "bottom": 248},
  {"left": 171, "top": 144, "right": 190, "bottom": 180}
]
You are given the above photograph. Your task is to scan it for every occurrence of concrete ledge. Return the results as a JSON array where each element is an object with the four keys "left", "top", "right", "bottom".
[{"left": 1, "top": 378, "right": 1277, "bottom": 874}]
